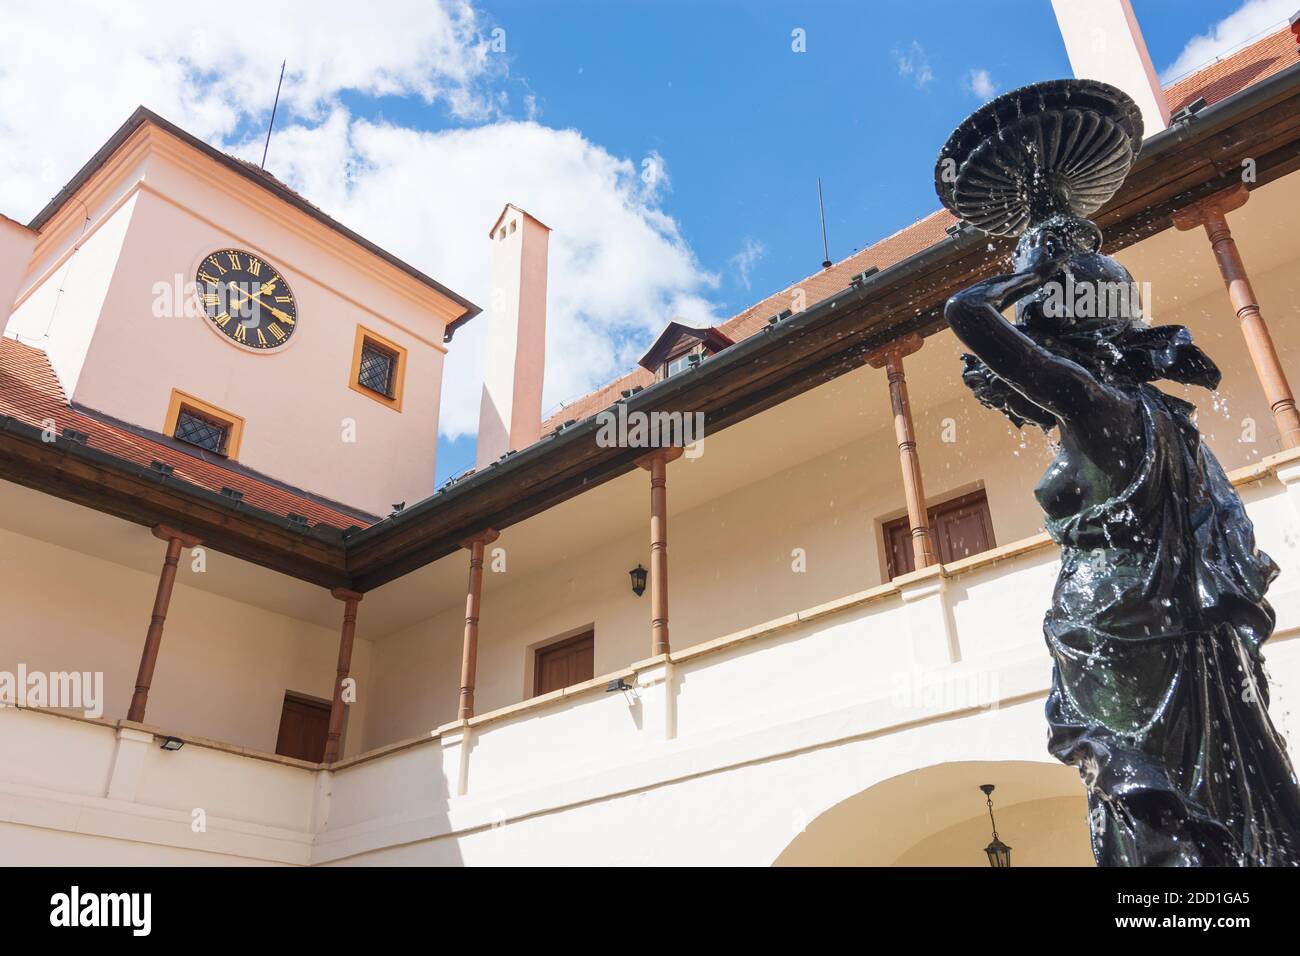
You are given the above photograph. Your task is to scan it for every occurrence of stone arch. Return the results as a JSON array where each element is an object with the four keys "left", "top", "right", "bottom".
[{"left": 773, "top": 758, "right": 1093, "bottom": 866}]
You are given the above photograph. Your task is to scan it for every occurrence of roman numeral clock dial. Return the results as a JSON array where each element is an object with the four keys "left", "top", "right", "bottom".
[{"left": 195, "top": 248, "right": 298, "bottom": 350}]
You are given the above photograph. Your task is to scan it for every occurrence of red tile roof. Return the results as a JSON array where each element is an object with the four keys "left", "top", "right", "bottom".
[
  {"left": 0, "top": 336, "right": 372, "bottom": 530},
  {"left": 543, "top": 25, "right": 1300, "bottom": 431},
  {"left": 1165, "top": 24, "right": 1300, "bottom": 113}
]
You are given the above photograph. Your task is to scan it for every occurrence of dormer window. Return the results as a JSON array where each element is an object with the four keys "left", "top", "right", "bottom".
[
  {"left": 638, "top": 321, "right": 736, "bottom": 383},
  {"left": 663, "top": 351, "right": 696, "bottom": 379}
]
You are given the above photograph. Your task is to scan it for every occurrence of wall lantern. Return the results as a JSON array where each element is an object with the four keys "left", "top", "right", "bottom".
[
  {"left": 979, "top": 784, "right": 1011, "bottom": 867},
  {"left": 629, "top": 564, "right": 647, "bottom": 597},
  {"left": 159, "top": 736, "right": 185, "bottom": 752}
]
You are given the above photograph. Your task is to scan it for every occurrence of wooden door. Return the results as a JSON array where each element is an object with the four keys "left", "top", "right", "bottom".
[
  {"left": 931, "top": 491, "right": 996, "bottom": 565},
  {"left": 883, "top": 490, "right": 995, "bottom": 579},
  {"left": 885, "top": 518, "right": 915, "bottom": 581},
  {"left": 275, "top": 692, "right": 331, "bottom": 762},
  {"left": 534, "top": 631, "right": 595, "bottom": 696}
]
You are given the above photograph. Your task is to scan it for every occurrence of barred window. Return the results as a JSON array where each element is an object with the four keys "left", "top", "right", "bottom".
[
  {"left": 174, "top": 407, "right": 230, "bottom": 455},
  {"left": 349, "top": 326, "right": 407, "bottom": 410},
  {"left": 357, "top": 340, "right": 397, "bottom": 397}
]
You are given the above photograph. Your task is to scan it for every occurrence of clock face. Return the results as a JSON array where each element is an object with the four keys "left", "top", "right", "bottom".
[{"left": 195, "top": 248, "right": 298, "bottom": 350}]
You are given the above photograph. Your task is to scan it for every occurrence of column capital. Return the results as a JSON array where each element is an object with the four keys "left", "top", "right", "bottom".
[
  {"left": 329, "top": 587, "right": 364, "bottom": 603},
  {"left": 151, "top": 524, "right": 202, "bottom": 549},
  {"left": 634, "top": 446, "right": 684, "bottom": 470},
  {"left": 865, "top": 332, "right": 924, "bottom": 369},
  {"left": 1171, "top": 183, "right": 1249, "bottom": 230},
  {"left": 456, "top": 529, "right": 500, "bottom": 550}
]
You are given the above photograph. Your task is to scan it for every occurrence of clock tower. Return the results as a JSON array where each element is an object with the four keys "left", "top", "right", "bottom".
[{"left": 3, "top": 108, "right": 479, "bottom": 518}]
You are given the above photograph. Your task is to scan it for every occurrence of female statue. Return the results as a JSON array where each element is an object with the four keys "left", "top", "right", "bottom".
[{"left": 938, "top": 80, "right": 1300, "bottom": 865}]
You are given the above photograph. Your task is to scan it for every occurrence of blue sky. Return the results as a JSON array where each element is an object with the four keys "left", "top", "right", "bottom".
[
  {"left": 4, "top": 0, "right": 1290, "bottom": 491},
  {"left": 462, "top": 0, "right": 1269, "bottom": 317}
]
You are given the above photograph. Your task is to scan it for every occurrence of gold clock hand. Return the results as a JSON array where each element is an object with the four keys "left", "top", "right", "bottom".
[{"left": 225, "top": 284, "right": 293, "bottom": 324}]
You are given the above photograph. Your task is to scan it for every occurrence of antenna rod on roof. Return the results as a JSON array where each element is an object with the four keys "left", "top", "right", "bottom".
[
  {"left": 260, "top": 60, "right": 286, "bottom": 170},
  {"left": 817, "top": 176, "right": 832, "bottom": 269}
]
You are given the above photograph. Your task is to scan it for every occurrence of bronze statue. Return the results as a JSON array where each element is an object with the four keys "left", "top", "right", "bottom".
[{"left": 936, "top": 80, "right": 1300, "bottom": 865}]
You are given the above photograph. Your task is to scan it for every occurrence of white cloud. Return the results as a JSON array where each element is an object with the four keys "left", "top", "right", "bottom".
[
  {"left": 0, "top": 0, "right": 500, "bottom": 218},
  {"left": 964, "top": 68, "right": 997, "bottom": 100},
  {"left": 893, "top": 42, "right": 935, "bottom": 89},
  {"left": 2, "top": 0, "right": 722, "bottom": 440},
  {"left": 1163, "top": 0, "right": 1294, "bottom": 81},
  {"left": 729, "top": 237, "right": 765, "bottom": 290}
]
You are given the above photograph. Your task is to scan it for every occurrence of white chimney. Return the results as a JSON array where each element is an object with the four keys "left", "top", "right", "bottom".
[
  {"left": 1051, "top": 0, "right": 1170, "bottom": 134},
  {"left": 476, "top": 203, "right": 549, "bottom": 470}
]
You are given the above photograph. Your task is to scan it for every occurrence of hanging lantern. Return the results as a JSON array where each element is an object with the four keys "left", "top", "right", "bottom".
[
  {"left": 980, "top": 784, "right": 1012, "bottom": 867},
  {"left": 629, "top": 564, "right": 647, "bottom": 597}
]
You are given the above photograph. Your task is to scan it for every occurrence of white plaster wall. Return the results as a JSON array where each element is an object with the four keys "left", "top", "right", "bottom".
[
  {"left": 4, "top": 191, "right": 140, "bottom": 396},
  {"left": 0, "top": 216, "right": 37, "bottom": 326},
  {"left": 0, "top": 523, "right": 373, "bottom": 757},
  {"left": 0, "top": 707, "right": 315, "bottom": 864}
]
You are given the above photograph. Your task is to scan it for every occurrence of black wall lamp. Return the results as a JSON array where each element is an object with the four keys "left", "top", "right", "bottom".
[
  {"left": 159, "top": 736, "right": 185, "bottom": 751},
  {"left": 980, "top": 784, "right": 1011, "bottom": 867},
  {"left": 629, "top": 564, "right": 647, "bottom": 597}
]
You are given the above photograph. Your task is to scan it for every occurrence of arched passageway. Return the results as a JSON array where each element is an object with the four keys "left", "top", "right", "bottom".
[{"left": 774, "top": 760, "right": 1094, "bottom": 866}]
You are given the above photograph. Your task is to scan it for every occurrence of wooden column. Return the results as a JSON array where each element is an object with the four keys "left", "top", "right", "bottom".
[
  {"left": 324, "top": 588, "right": 363, "bottom": 763},
  {"left": 1173, "top": 184, "right": 1300, "bottom": 449},
  {"left": 636, "top": 447, "right": 683, "bottom": 656},
  {"left": 868, "top": 335, "right": 936, "bottom": 570},
  {"left": 457, "top": 530, "right": 499, "bottom": 720},
  {"left": 127, "top": 525, "right": 201, "bottom": 723}
]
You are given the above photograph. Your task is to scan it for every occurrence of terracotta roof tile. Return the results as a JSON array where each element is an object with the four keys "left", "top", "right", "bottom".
[
  {"left": 1164, "top": 24, "right": 1299, "bottom": 113},
  {"left": 541, "top": 211, "right": 956, "bottom": 429},
  {"left": 0, "top": 336, "right": 371, "bottom": 531},
  {"left": 543, "top": 26, "right": 1299, "bottom": 433}
]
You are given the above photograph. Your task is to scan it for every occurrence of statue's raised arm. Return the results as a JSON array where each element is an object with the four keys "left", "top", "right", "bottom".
[{"left": 943, "top": 217, "right": 1143, "bottom": 467}]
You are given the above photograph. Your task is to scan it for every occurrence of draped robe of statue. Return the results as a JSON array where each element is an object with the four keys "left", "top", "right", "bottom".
[{"left": 1039, "top": 380, "right": 1300, "bottom": 865}]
